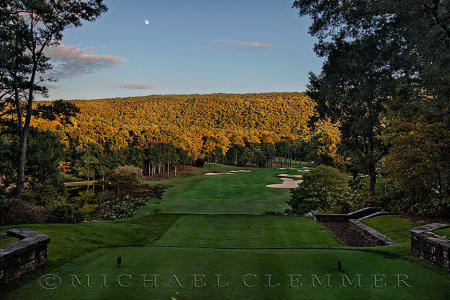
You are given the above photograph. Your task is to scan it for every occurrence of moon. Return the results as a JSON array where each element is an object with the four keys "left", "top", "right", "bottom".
[{"left": 144, "top": 19, "right": 150, "bottom": 25}]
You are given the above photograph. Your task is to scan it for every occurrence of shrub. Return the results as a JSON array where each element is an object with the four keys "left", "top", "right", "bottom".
[
  {"left": 114, "top": 165, "right": 142, "bottom": 179},
  {"left": 45, "top": 203, "right": 83, "bottom": 223},
  {"left": 287, "top": 165, "right": 350, "bottom": 215},
  {"left": 21, "top": 181, "right": 63, "bottom": 207},
  {"left": 193, "top": 158, "right": 205, "bottom": 167},
  {"left": 0, "top": 198, "right": 44, "bottom": 225},
  {"left": 79, "top": 169, "right": 170, "bottom": 221}
]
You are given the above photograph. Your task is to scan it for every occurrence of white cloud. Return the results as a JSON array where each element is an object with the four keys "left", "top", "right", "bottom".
[
  {"left": 46, "top": 84, "right": 61, "bottom": 89},
  {"left": 144, "top": 19, "right": 150, "bottom": 25},
  {"left": 116, "top": 82, "right": 154, "bottom": 90},
  {"left": 45, "top": 44, "right": 125, "bottom": 80},
  {"left": 213, "top": 40, "right": 280, "bottom": 49}
]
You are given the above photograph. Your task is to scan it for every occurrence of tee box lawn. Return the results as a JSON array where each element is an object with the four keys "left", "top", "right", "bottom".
[{"left": 1, "top": 165, "right": 449, "bottom": 299}]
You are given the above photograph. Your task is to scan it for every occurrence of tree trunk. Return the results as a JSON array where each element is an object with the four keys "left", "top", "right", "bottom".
[
  {"left": 15, "top": 46, "right": 39, "bottom": 195},
  {"left": 16, "top": 133, "right": 28, "bottom": 194},
  {"left": 368, "top": 132, "right": 376, "bottom": 197}
]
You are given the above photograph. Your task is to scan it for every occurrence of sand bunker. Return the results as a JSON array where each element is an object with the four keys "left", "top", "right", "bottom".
[
  {"left": 278, "top": 174, "right": 302, "bottom": 178},
  {"left": 204, "top": 170, "right": 252, "bottom": 176},
  {"left": 297, "top": 169, "right": 310, "bottom": 172},
  {"left": 266, "top": 177, "right": 303, "bottom": 189}
]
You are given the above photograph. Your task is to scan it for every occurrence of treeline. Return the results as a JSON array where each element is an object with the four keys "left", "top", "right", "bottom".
[
  {"left": 29, "top": 92, "right": 341, "bottom": 176},
  {"left": 70, "top": 140, "right": 319, "bottom": 180},
  {"left": 31, "top": 93, "right": 320, "bottom": 159},
  {"left": 1, "top": 92, "right": 341, "bottom": 188}
]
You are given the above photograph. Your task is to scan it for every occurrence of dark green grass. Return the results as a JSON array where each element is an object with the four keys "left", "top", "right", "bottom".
[
  {"left": 138, "top": 164, "right": 305, "bottom": 215},
  {"left": 4, "top": 246, "right": 450, "bottom": 300},
  {"left": 433, "top": 227, "right": 450, "bottom": 237},
  {"left": 0, "top": 214, "right": 179, "bottom": 268},
  {"left": 62, "top": 173, "right": 83, "bottom": 183},
  {"left": 64, "top": 181, "right": 97, "bottom": 187},
  {"left": 155, "top": 215, "right": 342, "bottom": 248},
  {"left": 0, "top": 235, "right": 20, "bottom": 248},
  {"left": 361, "top": 215, "right": 426, "bottom": 243},
  {"left": 360, "top": 215, "right": 450, "bottom": 276},
  {"left": 3, "top": 170, "right": 450, "bottom": 299},
  {"left": 271, "top": 157, "right": 311, "bottom": 168}
]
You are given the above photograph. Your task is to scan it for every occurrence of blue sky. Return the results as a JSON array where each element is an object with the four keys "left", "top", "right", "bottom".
[{"left": 43, "top": 0, "right": 323, "bottom": 100}]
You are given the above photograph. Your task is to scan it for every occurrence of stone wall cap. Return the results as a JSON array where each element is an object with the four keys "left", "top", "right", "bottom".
[
  {"left": 410, "top": 223, "right": 449, "bottom": 234},
  {"left": 1, "top": 228, "right": 50, "bottom": 259}
]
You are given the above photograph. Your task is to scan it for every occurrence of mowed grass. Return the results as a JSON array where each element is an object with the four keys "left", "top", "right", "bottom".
[
  {"left": 0, "top": 214, "right": 179, "bottom": 268},
  {"left": 155, "top": 215, "right": 342, "bottom": 248},
  {"left": 138, "top": 164, "right": 305, "bottom": 215},
  {"left": 434, "top": 226, "right": 450, "bottom": 237},
  {"left": 4, "top": 246, "right": 450, "bottom": 300},
  {"left": 0, "top": 214, "right": 179, "bottom": 297},
  {"left": 361, "top": 215, "right": 426, "bottom": 243},
  {"left": 360, "top": 215, "right": 450, "bottom": 274},
  {"left": 0, "top": 235, "right": 20, "bottom": 248},
  {"left": 3, "top": 166, "right": 450, "bottom": 299}
]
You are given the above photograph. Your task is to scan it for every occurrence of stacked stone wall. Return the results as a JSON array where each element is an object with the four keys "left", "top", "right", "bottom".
[
  {"left": 313, "top": 207, "right": 382, "bottom": 222},
  {"left": 0, "top": 228, "right": 50, "bottom": 286},
  {"left": 410, "top": 224, "right": 449, "bottom": 272}
]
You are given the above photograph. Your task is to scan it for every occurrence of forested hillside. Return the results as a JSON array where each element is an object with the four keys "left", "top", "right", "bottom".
[{"left": 33, "top": 92, "right": 318, "bottom": 159}]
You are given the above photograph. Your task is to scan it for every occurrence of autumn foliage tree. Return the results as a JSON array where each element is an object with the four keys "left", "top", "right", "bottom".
[
  {"left": 383, "top": 115, "right": 450, "bottom": 215},
  {"left": 32, "top": 92, "right": 317, "bottom": 163},
  {"left": 0, "top": 0, "right": 107, "bottom": 195}
]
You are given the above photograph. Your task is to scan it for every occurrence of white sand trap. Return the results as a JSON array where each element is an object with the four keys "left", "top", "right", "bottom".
[
  {"left": 279, "top": 168, "right": 287, "bottom": 170},
  {"left": 266, "top": 177, "right": 303, "bottom": 189},
  {"left": 297, "top": 169, "right": 310, "bottom": 172},
  {"left": 278, "top": 174, "right": 302, "bottom": 178},
  {"left": 289, "top": 175, "right": 303, "bottom": 178},
  {"left": 204, "top": 170, "right": 252, "bottom": 176}
]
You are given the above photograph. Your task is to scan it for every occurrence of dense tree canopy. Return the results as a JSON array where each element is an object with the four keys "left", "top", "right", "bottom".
[
  {"left": 294, "top": 0, "right": 450, "bottom": 198},
  {"left": 0, "top": 0, "right": 107, "bottom": 194},
  {"left": 32, "top": 93, "right": 320, "bottom": 159}
]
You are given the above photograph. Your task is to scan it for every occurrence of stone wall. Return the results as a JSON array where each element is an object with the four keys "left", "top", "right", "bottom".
[
  {"left": 313, "top": 207, "right": 382, "bottom": 222},
  {"left": 314, "top": 207, "right": 394, "bottom": 247},
  {"left": 349, "top": 219, "right": 395, "bottom": 246},
  {"left": 410, "top": 223, "right": 449, "bottom": 272},
  {"left": 0, "top": 228, "right": 50, "bottom": 286}
]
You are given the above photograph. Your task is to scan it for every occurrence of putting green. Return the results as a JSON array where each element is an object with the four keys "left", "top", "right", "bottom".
[
  {"left": 138, "top": 165, "right": 304, "bottom": 215},
  {"left": 4, "top": 246, "right": 449, "bottom": 300},
  {"left": 155, "top": 215, "right": 342, "bottom": 248}
]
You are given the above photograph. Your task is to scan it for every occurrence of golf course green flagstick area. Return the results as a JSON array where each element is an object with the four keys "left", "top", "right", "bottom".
[{"left": 1, "top": 165, "right": 449, "bottom": 300}]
